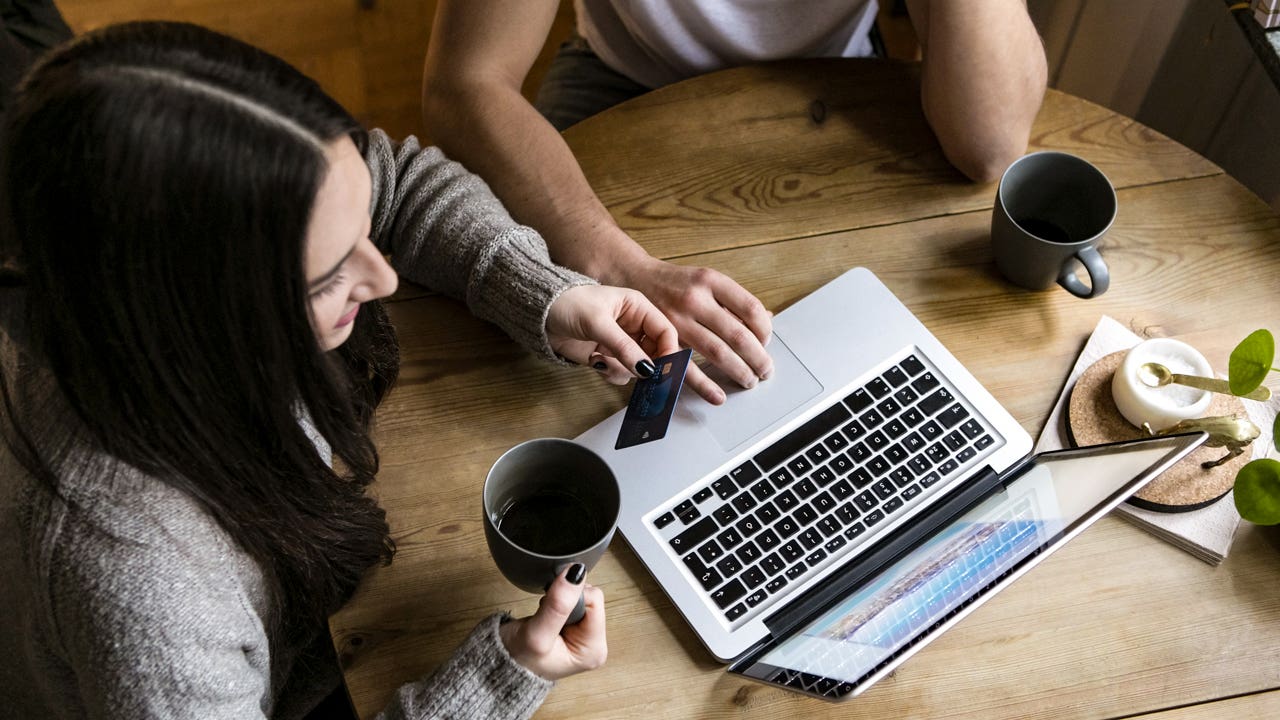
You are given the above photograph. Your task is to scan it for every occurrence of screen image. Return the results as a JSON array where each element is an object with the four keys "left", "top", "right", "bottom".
[{"left": 736, "top": 434, "right": 1204, "bottom": 697}]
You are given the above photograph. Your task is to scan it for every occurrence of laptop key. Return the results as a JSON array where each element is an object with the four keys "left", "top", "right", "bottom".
[
  {"left": 711, "top": 476, "right": 736, "bottom": 499},
  {"left": 799, "top": 528, "right": 823, "bottom": 549},
  {"left": 903, "top": 431, "right": 925, "bottom": 452},
  {"left": 835, "top": 501, "right": 859, "bottom": 524},
  {"left": 775, "top": 489, "right": 799, "bottom": 512},
  {"left": 863, "top": 508, "right": 885, "bottom": 527},
  {"left": 938, "top": 403, "right": 969, "bottom": 429},
  {"left": 901, "top": 354, "right": 925, "bottom": 376},
  {"left": 943, "top": 430, "right": 966, "bottom": 451},
  {"left": 844, "top": 387, "right": 874, "bottom": 413},
  {"left": 716, "top": 525, "right": 747, "bottom": 545},
  {"left": 883, "top": 366, "right": 908, "bottom": 388},
  {"left": 859, "top": 408, "right": 884, "bottom": 429},
  {"left": 785, "top": 563, "right": 808, "bottom": 581},
  {"left": 920, "top": 471, "right": 942, "bottom": 487},
  {"left": 756, "top": 501, "right": 780, "bottom": 524},
  {"left": 711, "top": 579, "right": 747, "bottom": 609},
  {"left": 805, "top": 444, "right": 830, "bottom": 464},
  {"left": 925, "top": 442, "right": 949, "bottom": 464},
  {"left": 693, "top": 487, "right": 714, "bottom": 503},
  {"left": 911, "top": 371, "right": 940, "bottom": 394},
  {"left": 804, "top": 548, "right": 828, "bottom": 567},
  {"left": 908, "top": 455, "right": 932, "bottom": 474},
  {"left": 678, "top": 505, "right": 701, "bottom": 524},
  {"left": 831, "top": 478, "right": 855, "bottom": 500},
  {"left": 902, "top": 484, "right": 922, "bottom": 502},
  {"left": 866, "top": 377, "right": 892, "bottom": 398},
  {"left": 715, "top": 554, "right": 742, "bottom": 577},
  {"left": 823, "top": 535, "right": 847, "bottom": 554},
  {"left": 724, "top": 603, "right": 747, "bottom": 621},
  {"left": 769, "top": 467, "right": 795, "bottom": 488},
  {"left": 884, "top": 443, "right": 908, "bottom": 465},
  {"left": 654, "top": 512, "right": 675, "bottom": 530},
  {"left": 960, "top": 418, "right": 984, "bottom": 439},
  {"left": 817, "top": 516, "right": 841, "bottom": 537},
  {"left": 901, "top": 407, "right": 925, "bottom": 427},
  {"left": 976, "top": 434, "right": 995, "bottom": 450},
  {"left": 670, "top": 517, "right": 717, "bottom": 552},
  {"left": 765, "top": 576, "right": 787, "bottom": 594},
  {"left": 786, "top": 455, "right": 813, "bottom": 477},
  {"left": 866, "top": 430, "right": 889, "bottom": 451},
  {"left": 854, "top": 490, "right": 878, "bottom": 512},
  {"left": 713, "top": 504, "right": 739, "bottom": 526},
  {"left": 674, "top": 499, "right": 694, "bottom": 516},
  {"left": 883, "top": 418, "right": 906, "bottom": 439},
  {"left": 794, "top": 503, "right": 819, "bottom": 526},
  {"left": 794, "top": 478, "right": 817, "bottom": 499},
  {"left": 824, "top": 431, "right": 849, "bottom": 452},
  {"left": 849, "top": 467, "right": 873, "bottom": 488},
  {"left": 730, "top": 461, "right": 762, "bottom": 488},
  {"left": 883, "top": 496, "right": 905, "bottom": 515},
  {"left": 780, "top": 540, "right": 803, "bottom": 562},
  {"left": 682, "top": 553, "right": 722, "bottom": 591},
  {"left": 756, "top": 529, "right": 781, "bottom": 551},
  {"left": 843, "top": 522, "right": 866, "bottom": 540},
  {"left": 775, "top": 517, "right": 800, "bottom": 538},
  {"left": 737, "top": 542, "right": 762, "bottom": 563},
  {"left": 889, "top": 467, "right": 914, "bottom": 488},
  {"left": 827, "top": 453, "right": 853, "bottom": 476},
  {"left": 938, "top": 458, "right": 959, "bottom": 475},
  {"left": 811, "top": 466, "right": 836, "bottom": 487},
  {"left": 760, "top": 553, "right": 785, "bottom": 575},
  {"left": 698, "top": 540, "right": 724, "bottom": 563},
  {"left": 742, "top": 566, "right": 767, "bottom": 589},
  {"left": 893, "top": 386, "right": 918, "bottom": 406},
  {"left": 957, "top": 446, "right": 977, "bottom": 463},
  {"left": 735, "top": 514, "right": 762, "bottom": 537},
  {"left": 750, "top": 479, "right": 777, "bottom": 501},
  {"left": 917, "top": 387, "right": 954, "bottom": 416},
  {"left": 812, "top": 491, "right": 836, "bottom": 513},
  {"left": 745, "top": 590, "right": 768, "bottom": 607},
  {"left": 848, "top": 442, "right": 871, "bottom": 463},
  {"left": 867, "top": 456, "right": 891, "bottom": 477},
  {"left": 731, "top": 493, "right": 757, "bottom": 513},
  {"left": 842, "top": 419, "right": 866, "bottom": 441},
  {"left": 920, "top": 420, "right": 942, "bottom": 440},
  {"left": 875, "top": 397, "right": 901, "bottom": 417}
]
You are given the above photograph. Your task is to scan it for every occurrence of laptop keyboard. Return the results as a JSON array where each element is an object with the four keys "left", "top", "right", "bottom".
[{"left": 649, "top": 352, "right": 998, "bottom": 625}]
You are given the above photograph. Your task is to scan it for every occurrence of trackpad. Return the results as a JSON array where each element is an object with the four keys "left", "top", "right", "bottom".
[{"left": 689, "top": 334, "right": 823, "bottom": 453}]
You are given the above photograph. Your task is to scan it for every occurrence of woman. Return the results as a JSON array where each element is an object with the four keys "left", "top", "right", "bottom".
[{"left": 0, "top": 21, "right": 676, "bottom": 719}]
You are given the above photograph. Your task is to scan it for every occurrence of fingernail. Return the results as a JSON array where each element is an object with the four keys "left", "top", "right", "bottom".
[
  {"left": 635, "top": 359, "right": 657, "bottom": 378},
  {"left": 593, "top": 361, "right": 607, "bottom": 371},
  {"left": 567, "top": 563, "right": 586, "bottom": 585}
]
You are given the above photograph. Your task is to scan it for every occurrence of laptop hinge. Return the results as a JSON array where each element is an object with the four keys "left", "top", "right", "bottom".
[{"left": 751, "top": 465, "right": 1004, "bottom": 648}]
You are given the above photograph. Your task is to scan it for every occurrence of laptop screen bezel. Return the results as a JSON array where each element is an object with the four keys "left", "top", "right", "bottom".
[{"left": 726, "top": 432, "right": 1208, "bottom": 701}]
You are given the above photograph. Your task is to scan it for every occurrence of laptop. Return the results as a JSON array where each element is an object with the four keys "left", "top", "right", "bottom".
[{"left": 573, "top": 267, "right": 1205, "bottom": 698}]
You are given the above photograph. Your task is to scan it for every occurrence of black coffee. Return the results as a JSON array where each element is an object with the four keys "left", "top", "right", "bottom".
[
  {"left": 498, "top": 490, "right": 602, "bottom": 556},
  {"left": 1015, "top": 217, "right": 1073, "bottom": 243}
]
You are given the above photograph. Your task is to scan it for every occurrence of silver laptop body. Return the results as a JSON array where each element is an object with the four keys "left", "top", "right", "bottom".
[{"left": 576, "top": 267, "right": 1032, "bottom": 660}]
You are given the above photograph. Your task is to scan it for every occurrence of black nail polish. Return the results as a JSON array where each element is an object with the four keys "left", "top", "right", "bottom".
[
  {"left": 566, "top": 563, "right": 586, "bottom": 585},
  {"left": 635, "top": 359, "right": 657, "bottom": 378},
  {"left": 593, "top": 361, "right": 607, "bottom": 371}
]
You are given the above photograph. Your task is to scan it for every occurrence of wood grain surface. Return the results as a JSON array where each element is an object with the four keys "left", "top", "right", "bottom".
[{"left": 332, "top": 60, "right": 1280, "bottom": 719}]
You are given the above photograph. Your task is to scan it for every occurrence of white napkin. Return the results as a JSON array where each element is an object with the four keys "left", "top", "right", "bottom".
[{"left": 1034, "top": 316, "right": 1277, "bottom": 565}]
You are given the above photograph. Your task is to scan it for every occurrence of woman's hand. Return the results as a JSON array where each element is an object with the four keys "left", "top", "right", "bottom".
[
  {"left": 547, "top": 284, "right": 726, "bottom": 404},
  {"left": 499, "top": 564, "right": 607, "bottom": 681}
]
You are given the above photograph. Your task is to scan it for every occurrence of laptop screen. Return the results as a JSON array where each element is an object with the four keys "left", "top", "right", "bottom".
[{"left": 729, "top": 433, "right": 1205, "bottom": 700}]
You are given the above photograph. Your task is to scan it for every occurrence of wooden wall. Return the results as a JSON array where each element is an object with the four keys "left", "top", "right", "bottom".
[{"left": 56, "top": 0, "right": 575, "bottom": 142}]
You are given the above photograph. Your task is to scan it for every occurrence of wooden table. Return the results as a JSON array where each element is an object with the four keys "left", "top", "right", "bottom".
[{"left": 331, "top": 59, "right": 1280, "bottom": 719}]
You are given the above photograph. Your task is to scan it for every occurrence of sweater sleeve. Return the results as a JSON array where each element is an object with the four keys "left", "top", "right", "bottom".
[
  {"left": 375, "top": 614, "right": 553, "bottom": 720},
  {"left": 362, "top": 129, "right": 596, "bottom": 360}
]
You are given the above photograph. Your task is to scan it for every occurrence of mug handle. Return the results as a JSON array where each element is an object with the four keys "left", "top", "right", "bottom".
[
  {"left": 1058, "top": 246, "right": 1109, "bottom": 299},
  {"left": 566, "top": 591, "right": 587, "bottom": 626}
]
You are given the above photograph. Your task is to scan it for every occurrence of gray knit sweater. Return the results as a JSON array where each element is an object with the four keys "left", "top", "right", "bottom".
[{"left": 0, "top": 131, "right": 595, "bottom": 719}]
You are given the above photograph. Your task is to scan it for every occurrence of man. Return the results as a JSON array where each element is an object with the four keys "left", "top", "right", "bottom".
[{"left": 422, "top": 1, "right": 1047, "bottom": 404}]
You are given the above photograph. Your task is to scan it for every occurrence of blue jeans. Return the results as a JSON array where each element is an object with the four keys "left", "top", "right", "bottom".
[{"left": 533, "top": 33, "right": 651, "bottom": 131}]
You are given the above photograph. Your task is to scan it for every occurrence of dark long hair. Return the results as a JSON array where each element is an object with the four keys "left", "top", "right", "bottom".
[{"left": 0, "top": 21, "right": 397, "bottom": 640}]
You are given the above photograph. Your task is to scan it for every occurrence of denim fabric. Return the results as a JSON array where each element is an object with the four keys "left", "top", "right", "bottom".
[{"left": 533, "top": 33, "right": 651, "bottom": 132}]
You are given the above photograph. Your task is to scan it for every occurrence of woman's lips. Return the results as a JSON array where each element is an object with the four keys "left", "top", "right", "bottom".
[{"left": 335, "top": 304, "right": 359, "bottom": 328}]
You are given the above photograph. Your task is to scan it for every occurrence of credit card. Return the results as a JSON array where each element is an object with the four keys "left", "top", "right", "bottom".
[{"left": 615, "top": 348, "right": 693, "bottom": 450}]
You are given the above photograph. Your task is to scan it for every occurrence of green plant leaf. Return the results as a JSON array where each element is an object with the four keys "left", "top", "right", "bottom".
[
  {"left": 1235, "top": 458, "right": 1280, "bottom": 525},
  {"left": 1228, "top": 329, "right": 1274, "bottom": 395}
]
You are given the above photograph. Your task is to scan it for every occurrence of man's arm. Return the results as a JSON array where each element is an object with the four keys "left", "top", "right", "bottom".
[
  {"left": 422, "top": 0, "right": 773, "bottom": 403},
  {"left": 906, "top": 0, "right": 1048, "bottom": 182}
]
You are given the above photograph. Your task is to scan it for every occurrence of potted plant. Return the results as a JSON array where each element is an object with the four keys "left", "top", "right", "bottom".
[{"left": 1228, "top": 329, "right": 1280, "bottom": 525}]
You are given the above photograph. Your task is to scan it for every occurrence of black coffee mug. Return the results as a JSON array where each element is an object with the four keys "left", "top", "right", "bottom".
[
  {"left": 483, "top": 438, "right": 619, "bottom": 624},
  {"left": 991, "top": 151, "right": 1116, "bottom": 298}
]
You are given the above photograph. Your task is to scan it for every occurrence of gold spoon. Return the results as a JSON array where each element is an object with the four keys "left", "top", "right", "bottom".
[{"left": 1137, "top": 362, "right": 1272, "bottom": 401}]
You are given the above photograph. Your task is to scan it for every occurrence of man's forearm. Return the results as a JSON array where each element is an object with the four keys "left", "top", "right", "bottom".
[
  {"left": 423, "top": 82, "right": 649, "bottom": 285},
  {"left": 910, "top": 0, "right": 1047, "bottom": 182}
]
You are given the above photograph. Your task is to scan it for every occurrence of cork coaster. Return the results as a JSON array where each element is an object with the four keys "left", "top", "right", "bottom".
[{"left": 1067, "top": 350, "right": 1246, "bottom": 512}]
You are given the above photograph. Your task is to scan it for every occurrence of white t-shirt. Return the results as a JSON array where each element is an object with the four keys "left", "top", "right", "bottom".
[{"left": 575, "top": 0, "right": 880, "bottom": 89}]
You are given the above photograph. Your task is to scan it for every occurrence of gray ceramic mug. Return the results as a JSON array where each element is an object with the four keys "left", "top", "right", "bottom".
[
  {"left": 483, "top": 438, "right": 619, "bottom": 625},
  {"left": 991, "top": 151, "right": 1116, "bottom": 298}
]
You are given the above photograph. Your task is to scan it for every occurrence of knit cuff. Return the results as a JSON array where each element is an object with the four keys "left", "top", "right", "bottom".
[
  {"left": 467, "top": 228, "right": 597, "bottom": 363},
  {"left": 379, "top": 613, "right": 552, "bottom": 720}
]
